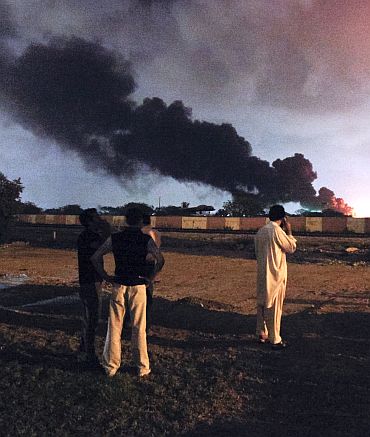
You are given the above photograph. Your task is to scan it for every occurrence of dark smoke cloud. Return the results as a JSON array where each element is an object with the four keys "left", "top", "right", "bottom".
[
  {"left": 0, "top": 36, "right": 345, "bottom": 211},
  {"left": 6, "top": 0, "right": 369, "bottom": 112},
  {"left": 0, "top": 1, "right": 16, "bottom": 38},
  {"left": 271, "top": 153, "right": 317, "bottom": 204},
  {"left": 0, "top": 37, "right": 135, "bottom": 154}
]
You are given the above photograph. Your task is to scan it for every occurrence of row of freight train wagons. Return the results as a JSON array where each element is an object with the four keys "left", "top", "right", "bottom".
[{"left": 16, "top": 214, "right": 370, "bottom": 234}]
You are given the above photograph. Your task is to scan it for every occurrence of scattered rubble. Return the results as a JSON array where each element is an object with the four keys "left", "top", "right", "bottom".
[
  {"left": 0, "top": 273, "right": 29, "bottom": 289},
  {"left": 345, "top": 247, "right": 360, "bottom": 253},
  {"left": 0, "top": 241, "right": 29, "bottom": 249}
]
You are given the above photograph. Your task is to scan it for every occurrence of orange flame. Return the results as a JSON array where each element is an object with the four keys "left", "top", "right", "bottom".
[{"left": 328, "top": 197, "right": 353, "bottom": 216}]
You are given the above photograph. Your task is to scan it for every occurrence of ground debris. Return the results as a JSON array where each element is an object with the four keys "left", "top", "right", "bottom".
[
  {"left": 345, "top": 246, "right": 360, "bottom": 253},
  {"left": 0, "top": 241, "right": 29, "bottom": 249},
  {"left": 0, "top": 273, "right": 29, "bottom": 289}
]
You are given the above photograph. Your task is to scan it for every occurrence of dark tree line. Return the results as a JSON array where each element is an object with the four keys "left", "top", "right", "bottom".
[
  {"left": 0, "top": 172, "right": 23, "bottom": 242},
  {"left": 1, "top": 171, "right": 346, "bottom": 244}
]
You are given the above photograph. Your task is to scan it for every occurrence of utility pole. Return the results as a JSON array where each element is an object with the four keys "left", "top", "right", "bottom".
[{"left": 158, "top": 196, "right": 161, "bottom": 210}]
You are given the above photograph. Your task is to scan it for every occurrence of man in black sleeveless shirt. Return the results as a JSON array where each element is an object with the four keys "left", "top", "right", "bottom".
[{"left": 91, "top": 207, "right": 164, "bottom": 377}]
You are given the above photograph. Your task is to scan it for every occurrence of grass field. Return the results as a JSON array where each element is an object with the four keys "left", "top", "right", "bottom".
[{"left": 0, "top": 236, "right": 369, "bottom": 436}]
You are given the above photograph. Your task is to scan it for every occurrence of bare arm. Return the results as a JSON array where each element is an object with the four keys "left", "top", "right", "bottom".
[
  {"left": 148, "top": 229, "right": 161, "bottom": 248},
  {"left": 145, "top": 238, "right": 165, "bottom": 279}
]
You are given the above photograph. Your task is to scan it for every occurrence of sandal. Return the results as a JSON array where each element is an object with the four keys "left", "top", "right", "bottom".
[{"left": 271, "top": 341, "right": 288, "bottom": 350}]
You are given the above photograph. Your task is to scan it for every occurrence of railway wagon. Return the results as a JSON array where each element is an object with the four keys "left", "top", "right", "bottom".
[{"left": 15, "top": 214, "right": 370, "bottom": 234}]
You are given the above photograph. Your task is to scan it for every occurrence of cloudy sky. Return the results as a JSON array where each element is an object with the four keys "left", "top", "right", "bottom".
[{"left": 0, "top": 0, "right": 369, "bottom": 216}]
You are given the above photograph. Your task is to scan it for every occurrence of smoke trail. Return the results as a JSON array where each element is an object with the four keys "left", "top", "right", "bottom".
[{"left": 0, "top": 36, "right": 352, "bottom": 213}]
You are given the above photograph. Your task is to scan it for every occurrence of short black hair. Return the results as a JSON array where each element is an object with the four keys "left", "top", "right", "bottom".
[
  {"left": 142, "top": 213, "right": 151, "bottom": 226},
  {"left": 125, "top": 207, "right": 144, "bottom": 226},
  {"left": 79, "top": 208, "right": 98, "bottom": 227},
  {"left": 268, "top": 205, "right": 286, "bottom": 221}
]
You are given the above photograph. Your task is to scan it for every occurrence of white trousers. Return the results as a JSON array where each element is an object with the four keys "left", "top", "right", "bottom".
[
  {"left": 102, "top": 284, "right": 150, "bottom": 376},
  {"left": 256, "top": 287, "right": 285, "bottom": 344}
]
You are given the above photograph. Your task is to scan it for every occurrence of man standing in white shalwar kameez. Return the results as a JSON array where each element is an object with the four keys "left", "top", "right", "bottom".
[{"left": 255, "top": 205, "right": 297, "bottom": 349}]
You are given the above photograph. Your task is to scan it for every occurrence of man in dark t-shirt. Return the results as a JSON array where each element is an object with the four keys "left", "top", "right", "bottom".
[
  {"left": 92, "top": 207, "right": 164, "bottom": 378},
  {"left": 77, "top": 208, "right": 110, "bottom": 367}
]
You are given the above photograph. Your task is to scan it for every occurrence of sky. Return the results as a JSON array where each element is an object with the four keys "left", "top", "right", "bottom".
[{"left": 0, "top": 0, "right": 369, "bottom": 216}]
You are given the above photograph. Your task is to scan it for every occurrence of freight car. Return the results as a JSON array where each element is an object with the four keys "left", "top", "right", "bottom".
[{"left": 15, "top": 214, "right": 370, "bottom": 235}]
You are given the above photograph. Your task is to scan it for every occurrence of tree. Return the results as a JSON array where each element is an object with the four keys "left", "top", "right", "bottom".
[
  {"left": 99, "top": 205, "right": 122, "bottom": 215},
  {"left": 122, "top": 202, "right": 154, "bottom": 216},
  {"left": 155, "top": 205, "right": 183, "bottom": 216},
  {"left": 99, "top": 203, "right": 154, "bottom": 216},
  {"left": 215, "top": 208, "right": 227, "bottom": 216},
  {"left": 17, "top": 201, "right": 43, "bottom": 214},
  {"left": 43, "top": 207, "right": 61, "bottom": 214},
  {"left": 155, "top": 204, "right": 214, "bottom": 216},
  {"left": 60, "top": 204, "right": 84, "bottom": 215},
  {"left": 222, "top": 193, "right": 265, "bottom": 217},
  {"left": 0, "top": 172, "right": 23, "bottom": 242},
  {"left": 44, "top": 204, "right": 83, "bottom": 215}
]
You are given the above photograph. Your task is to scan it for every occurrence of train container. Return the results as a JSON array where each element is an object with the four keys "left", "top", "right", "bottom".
[
  {"left": 289, "top": 217, "right": 306, "bottom": 232},
  {"left": 206, "top": 217, "right": 226, "bottom": 230},
  {"left": 322, "top": 217, "right": 347, "bottom": 233},
  {"left": 44, "top": 214, "right": 56, "bottom": 225},
  {"left": 346, "top": 217, "right": 365, "bottom": 234},
  {"left": 154, "top": 216, "right": 182, "bottom": 229},
  {"left": 35, "top": 215, "right": 46, "bottom": 224},
  {"left": 53, "top": 215, "right": 67, "bottom": 225},
  {"left": 65, "top": 215, "right": 79, "bottom": 225},
  {"left": 30, "top": 215, "right": 37, "bottom": 224},
  {"left": 112, "top": 215, "right": 126, "bottom": 228},
  {"left": 150, "top": 216, "right": 157, "bottom": 227},
  {"left": 365, "top": 218, "right": 370, "bottom": 234},
  {"left": 17, "top": 214, "right": 35, "bottom": 224},
  {"left": 224, "top": 217, "right": 241, "bottom": 230},
  {"left": 182, "top": 217, "right": 208, "bottom": 230},
  {"left": 306, "top": 217, "right": 322, "bottom": 233},
  {"left": 240, "top": 217, "right": 267, "bottom": 231}
]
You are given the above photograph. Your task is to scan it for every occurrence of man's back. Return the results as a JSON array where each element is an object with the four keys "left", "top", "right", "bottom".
[
  {"left": 111, "top": 228, "right": 152, "bottom": 285},
  {"left": 109, "top": 227, "right": 164, "bottom": 286},
  {"left": 255, "top": 221, "right": 296, "bottom": 307},
  {"left": 255, "top": 221, "right": 296, "bottom": 260}
]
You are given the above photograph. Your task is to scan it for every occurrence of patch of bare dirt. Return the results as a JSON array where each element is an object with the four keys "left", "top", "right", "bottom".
[{"left": 0, "top": 239, "right": 369, "bottom": 436}]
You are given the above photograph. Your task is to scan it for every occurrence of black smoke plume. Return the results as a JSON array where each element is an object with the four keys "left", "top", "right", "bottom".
[{"left": 0, "top": 37, "right": 351, "bottom": 212}]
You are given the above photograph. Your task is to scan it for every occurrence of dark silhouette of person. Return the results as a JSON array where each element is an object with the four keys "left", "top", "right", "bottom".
[
  {"left": 77, "top": 208, "right": 110, "bottom": 367},
  {"left": 141, "top": 213, "right": 163, "bottom": 332}
]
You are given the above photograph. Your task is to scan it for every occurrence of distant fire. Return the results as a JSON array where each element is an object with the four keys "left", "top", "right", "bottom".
[
  {"left": 329, "top": 197, "right": 354, "bottom": 216},
  {"left": 312, "top": 187, "right": 353, "bottom": 216}
]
